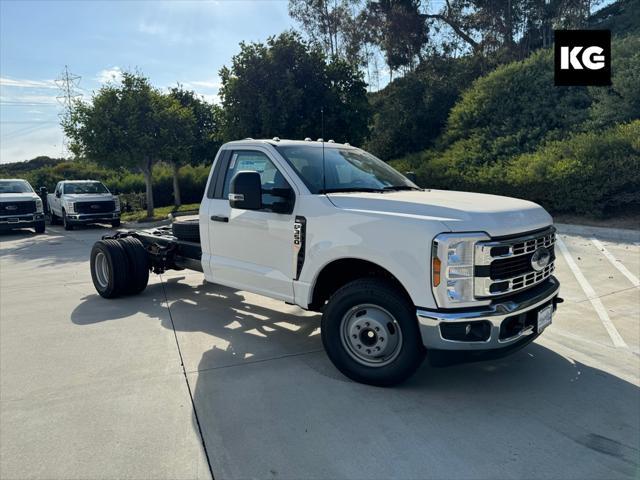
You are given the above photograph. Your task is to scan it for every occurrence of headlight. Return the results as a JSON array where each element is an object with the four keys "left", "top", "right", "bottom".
[
  {"left": 114, "top": 196, "right": 120, "bottom": 211},
  {"left": 67, "top": 202, "right": 76, "bottom": 214},
  {"left": 35, "top": 198, "right": 43, "bottom": 213},
  {"left": 431, "top": 232, "right": 489, "bottom": 308}
]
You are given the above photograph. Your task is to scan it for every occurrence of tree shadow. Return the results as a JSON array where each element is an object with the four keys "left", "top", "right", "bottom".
[{"left": 70, "top": 276, "right": 639, "bottom": 479}]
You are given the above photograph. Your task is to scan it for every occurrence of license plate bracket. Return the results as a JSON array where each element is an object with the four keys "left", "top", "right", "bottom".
[{"left": 537, "top": 304, "right": 553, "bottom": 333}]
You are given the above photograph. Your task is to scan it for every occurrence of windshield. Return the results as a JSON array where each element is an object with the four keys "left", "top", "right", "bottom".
[
  {"left": 63, "top": 182, "right": 109, "bottom": 194},
  {"left": 276, "top": 145, "right": 418, "bottom": 194},
  {"left": 0, "top": 180, "right": 34, "bottom": 194}
]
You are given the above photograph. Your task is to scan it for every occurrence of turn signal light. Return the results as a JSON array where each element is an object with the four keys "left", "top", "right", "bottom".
[{"left": 432, "top": 256, "right": 441, "bottom": 287}]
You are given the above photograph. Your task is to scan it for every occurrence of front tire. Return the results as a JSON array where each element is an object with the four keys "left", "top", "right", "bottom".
[
  {"left": 62, "top": 210, "right": 73, "bottom": 230},
  {"left": 321, "top": 279, "right": 425, "bottom": 387},
  {"left": 112, "top": 219, "right": 121, "bottom": 228},
  {"left": 34, "top": 221, "right": 45, "bottom": 234}
]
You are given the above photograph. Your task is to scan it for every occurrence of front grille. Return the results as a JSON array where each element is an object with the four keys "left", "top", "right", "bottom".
[
  {"left": 490, "top": 247, "right": 556, "bottom": 280},
  {"left": 474, "top": 227, "right": 556, "bottom": 298},
  {"left": 75, "top": 200, "right": 115, "bottom": 214},
  {"left": 0, "top": 200, "right": 36, "bottom": 215}
]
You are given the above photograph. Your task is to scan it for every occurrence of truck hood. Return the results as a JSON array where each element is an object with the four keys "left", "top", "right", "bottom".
[
  {"left": 63, "top": 194, "right": 113, "bottom": 202},
  {"left": 327, "top": 189, "right": 552, "bottom": 237},
  {"left": 0, "top": 192, "right": 39, "bottom": 202}
]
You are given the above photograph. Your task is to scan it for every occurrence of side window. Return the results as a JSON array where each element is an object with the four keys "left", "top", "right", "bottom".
[{"left": 223, "top": 151, "right": 291, "bottom": 211}]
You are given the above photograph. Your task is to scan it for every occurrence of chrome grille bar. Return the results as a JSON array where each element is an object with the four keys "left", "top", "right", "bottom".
[{"left": 474, "top": 226, "right": 556, "bottom": 298}]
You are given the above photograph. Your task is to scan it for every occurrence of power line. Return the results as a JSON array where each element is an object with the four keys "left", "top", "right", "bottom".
[{"left": 55, "top": 65, "right": 82, "bottom": 158}]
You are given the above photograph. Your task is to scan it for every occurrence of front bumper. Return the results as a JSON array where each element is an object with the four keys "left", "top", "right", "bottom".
[
  {"left": 0, "top": 213, "right": 45, "bottom": 231},
  {"left": 417, "top": 277, "right": 560, "bottom": 351},
  {"left": 66, "top": 212, "right": 120, "bottom": 223}
]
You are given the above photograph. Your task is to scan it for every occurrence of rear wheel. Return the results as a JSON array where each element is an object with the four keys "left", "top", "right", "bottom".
[
  {"left": 34, "top": 221, "right": 45, "bottom": 234},
  {"left": 90, "top": 240, "right": 129, "bottom": 298},
  {"left": 118, "top": 237, "right": 149, "bottom": 295},
  {"left": 321, "top": 279, "right": 424, "bottom": 386}
]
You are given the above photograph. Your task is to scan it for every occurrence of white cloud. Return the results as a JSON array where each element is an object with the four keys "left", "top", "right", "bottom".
[
  {"left": 189, "top": 80, "right": 222, "bottom": 90},
  {"left": 0, "top": 77, "right": 57, "bottom": 89},
  {"left": 96, "top": 67, "right": 123, "bottom": 84},
  {"left": 138, "top": 21, "right": 167, "bottom": 36},
  {"left": 0, "top": 125, "right": 63, "bottom": 164},
  {"left": 0, "top": 94, "right": 59, "bottom": 105}
]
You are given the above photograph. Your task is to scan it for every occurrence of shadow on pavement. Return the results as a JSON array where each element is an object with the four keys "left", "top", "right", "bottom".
[{"left": 70, "top": 276, "right": 640, "bottom": 479}]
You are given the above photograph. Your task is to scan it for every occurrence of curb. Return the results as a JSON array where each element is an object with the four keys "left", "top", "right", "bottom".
[{"left": 556, "top": 223, "right": 640, "bottom": 242}]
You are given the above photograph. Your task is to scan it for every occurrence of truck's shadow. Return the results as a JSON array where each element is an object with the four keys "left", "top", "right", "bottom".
[{"left": 70, "top": 276, "right": 639, "bottom": 478}]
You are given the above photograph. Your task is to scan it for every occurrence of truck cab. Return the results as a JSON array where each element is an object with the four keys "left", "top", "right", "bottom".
[
  {"left": 90, "top": 139, "right": 561, "bottom": 386},
  {"left": 0, "top": 178, "right": 45, "bottom": 233},
  {"left": 48, "top": 180, "right": 121, "bottom": 230}
]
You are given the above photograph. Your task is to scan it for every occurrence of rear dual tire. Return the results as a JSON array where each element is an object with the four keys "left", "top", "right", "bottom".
[{"left": 90, "top": 237, "right": 149, "bottom": 298}]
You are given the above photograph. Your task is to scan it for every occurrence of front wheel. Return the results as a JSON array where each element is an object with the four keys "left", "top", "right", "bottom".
[
  {"left": 111, "top": 219, "right": 121, "bottom": 228},
  {"left": 321, "top": 279, "right": 425, "bottom": 387},
  {"left": 62, "top": 210, "right": 73, "bottom": 230},
  {"left": 34, "top": 221, "right": 45, "bottom": 234}
]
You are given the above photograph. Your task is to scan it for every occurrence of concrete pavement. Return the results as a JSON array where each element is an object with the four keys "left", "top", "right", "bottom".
[{"left": 1, "top": 224, "right": 638, "bottom": 479}]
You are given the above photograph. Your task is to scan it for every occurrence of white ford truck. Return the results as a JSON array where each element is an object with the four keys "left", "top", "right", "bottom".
[
  {"left": 0, "top": 178, "right": 46, "bottom": 233},
  {"left": 89, "top": 139, "right": 561, "bottom": 386},
  {"left": 48, "top": 180, "right": 121, "bottom": 230}
]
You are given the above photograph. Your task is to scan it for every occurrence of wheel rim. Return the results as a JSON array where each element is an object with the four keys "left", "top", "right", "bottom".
[
  {"left": 94, "top": 252, "right": 109, "bottom": 289},
  {"left": 340, "top": 304, "right": 403, "bottom": 367}
]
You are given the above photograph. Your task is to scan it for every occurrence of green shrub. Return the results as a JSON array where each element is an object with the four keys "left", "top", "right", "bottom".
[{"left": 503, "top": 121, "right": 640, "bottom": 215}]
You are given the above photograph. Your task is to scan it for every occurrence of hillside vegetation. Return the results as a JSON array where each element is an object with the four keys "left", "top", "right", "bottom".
[{"left": 392, "top": 35, "right": 640, "bottom": 216}]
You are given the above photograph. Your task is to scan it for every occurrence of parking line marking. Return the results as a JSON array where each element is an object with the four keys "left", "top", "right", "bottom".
[
  {"left": 556, "top": 236, "right": 628, "bottom": 349},
  {"left": 590, "top": 238, "right": 640, "bottom": 287}
]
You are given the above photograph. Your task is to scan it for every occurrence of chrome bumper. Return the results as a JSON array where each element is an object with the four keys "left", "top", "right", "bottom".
[
  {"left": 67, "top": 212, "right": 120, "bottom": 222},
  {"left": 417, "top": 277, "right": 560, "bottom": 350},
  {"left": 0, "top": 213, "right": 44, "bottom": 227}
]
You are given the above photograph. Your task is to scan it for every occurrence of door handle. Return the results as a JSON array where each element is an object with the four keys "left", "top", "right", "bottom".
[{"left": 210, "top": 215, "right": 229, "bottom": 223}]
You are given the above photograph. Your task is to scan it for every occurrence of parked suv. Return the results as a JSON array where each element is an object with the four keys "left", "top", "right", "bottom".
[
  {"left": 88, "top": 139, "right": 561, "bottom": 386},
  {"left": 0, "top": 178, "right": 45, "bottom": 233},
  {"left": 48, "top": 180, "right": 121, "bottom": 230}
]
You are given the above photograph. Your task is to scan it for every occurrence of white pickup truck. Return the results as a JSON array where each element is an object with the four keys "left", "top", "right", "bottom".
[
  {"left": 89, "top": 139, "right": 561, "bottom": 386},
  {"left": 48, "top": 180, "right": 121, "bottom": 230},
  {"left": 0, "top": 178, "right": 46, "bottom": 233}
]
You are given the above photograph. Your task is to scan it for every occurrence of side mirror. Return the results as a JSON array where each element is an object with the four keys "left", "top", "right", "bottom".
[
  {"left": 55, "top": 191, "right": 61, "bottom": 198},
  {"left": 229, "top": 171, "right": 262, "bottom": 210},
  {"left": 405, "top": 171, "right": 417, "bottom": 183}
]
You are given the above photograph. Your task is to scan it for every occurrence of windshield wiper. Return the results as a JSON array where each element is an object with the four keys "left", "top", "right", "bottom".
[
  {"left": 382, "top": 185, "right": 422, "bottom": 191},
  {"left": 319, "top": 187, "right": 385, "bottom": 194}
]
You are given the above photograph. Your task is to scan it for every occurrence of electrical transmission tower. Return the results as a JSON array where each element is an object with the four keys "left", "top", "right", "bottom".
[{"left": 55, "top": 65, "right": 82, "bottom": 158}]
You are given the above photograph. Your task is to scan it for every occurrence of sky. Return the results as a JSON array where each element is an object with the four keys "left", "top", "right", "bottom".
[{"left": 0, "top": 0, "right": 293, "bottom": 164}]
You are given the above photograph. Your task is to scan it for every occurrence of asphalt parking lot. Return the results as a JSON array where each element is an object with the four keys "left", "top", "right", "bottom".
[{"left": 1, "top": 223, "right": 638, "bottom": 480}]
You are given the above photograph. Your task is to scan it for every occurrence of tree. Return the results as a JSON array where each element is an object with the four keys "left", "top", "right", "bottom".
[
  {"left": 288, "top": 0, "right": 358, "bottom": 59},
  {"left": 64, "top": 71, "right": 193, "bottom": 217},
  {"left": 219, "top": 32, "right": 370, "bottom": 144},
  {"left": 154, "top": 94, "right": 196, "bottom": 207},
  {"left": 168, "top": 86, "right": 222, "bottom": 206},
  {"left": 365, "top": 0, "right": 429, "bottom": 76}
]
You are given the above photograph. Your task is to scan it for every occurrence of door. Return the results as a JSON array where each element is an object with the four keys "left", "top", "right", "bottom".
[
  {"left": 51, "top": 182, "right": 62, "bottom": 215},
  {"left": 206, "top": 149, "right": 297, "bottom": 302}
]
